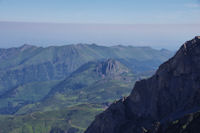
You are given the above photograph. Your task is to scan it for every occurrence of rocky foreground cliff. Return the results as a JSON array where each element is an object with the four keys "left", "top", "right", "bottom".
[{"left": 85, "top": 36, "right": 200, "bottom": 133}]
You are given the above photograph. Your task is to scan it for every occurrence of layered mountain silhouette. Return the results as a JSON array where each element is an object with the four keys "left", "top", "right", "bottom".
[
  {"left": 0, "top": 44, "right": 173, "bottom": 114},
  {"left": 85, "top": 37, "right": 200, "bottom": 133},
  {"left": 0, "top": 44, "right": 172, "bottom": 95},
  {"left": 18, "top": 59, "right": 137, "bottom": 113}
]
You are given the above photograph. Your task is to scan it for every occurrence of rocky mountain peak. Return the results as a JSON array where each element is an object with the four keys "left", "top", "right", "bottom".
[
  {"left": 157, "top": 36, "right": 200, "bottom": 76},
  {"left": 85, "top": 37, "right": 200, "bottom": 133},
  {"left": 95, "top": 59, "right": 128, "bottom": 77},
  {"left": 130, "top": 36, "right": 200, "bottom": 119},
  {"left": 181, "top": 36, "right": 200, "bottom": 52}
]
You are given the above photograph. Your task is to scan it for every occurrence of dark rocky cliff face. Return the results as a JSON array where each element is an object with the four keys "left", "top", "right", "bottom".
[
  {"left": 85, "top": 36, "right": 200, "bottom": 133},
  {"left": 156, "top": 110, "right": 200, "bottom": 133}
]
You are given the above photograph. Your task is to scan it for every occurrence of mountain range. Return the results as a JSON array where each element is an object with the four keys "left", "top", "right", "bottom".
[
  {"left": 1, "top": 33, "right": 199, "bottom": 133},
  {"left": 0, "top": 44, "right": 173, "bottom": 114},
  {"left": 1, "top": 36, "right": 200, "bottom": 133},
  {"left": 0, "top": 44, "right": 172, "bottom": 94},
  {"left": 0, "top": 43, "right": 174, "bottom": 133}
]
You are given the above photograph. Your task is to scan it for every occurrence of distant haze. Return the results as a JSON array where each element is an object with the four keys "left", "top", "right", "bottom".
[
  {"left": 0, "top": 0, "right": 200, "bottom": 50},
  {"left": 0, "top": 22, "right": 199, "bottom": 50}
]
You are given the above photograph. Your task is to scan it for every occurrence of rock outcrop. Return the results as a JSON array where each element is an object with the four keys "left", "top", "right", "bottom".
[
  {"left": 95, "top": 59, "right": 129, "bottom": 79},
  {"left": 85, "top": 36, "right": 200, "bottom": 133}
]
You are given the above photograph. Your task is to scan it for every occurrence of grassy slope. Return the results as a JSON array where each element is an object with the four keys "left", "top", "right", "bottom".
[
  {"left": 0, "top": 104, "right": 104, "bottom": 133},
  {"left": 0, "top": 80, "right": 60, "bottom": 114}
]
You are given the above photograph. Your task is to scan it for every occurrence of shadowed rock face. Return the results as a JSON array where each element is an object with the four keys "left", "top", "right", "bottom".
[
  {"left": 157, "top": 110, "right": 200, "bottom": 133},
  {"left": 85, "top": 36, "right": 200, "bottom": 133}
]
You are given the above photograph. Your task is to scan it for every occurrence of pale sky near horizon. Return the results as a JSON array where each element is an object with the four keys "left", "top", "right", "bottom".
[{"left": 0, "top": 0, "right": 200, "bottom": 50}]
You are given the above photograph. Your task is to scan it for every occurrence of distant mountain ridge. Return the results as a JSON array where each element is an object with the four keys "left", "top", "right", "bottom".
[
  {"left": 85, "top": 37, "right": 200, "bottom": 133},
  {"left": 0, "top": 44, "right": 173, "bottom": 114},
  {"left": 0, "top": 44, "right": 173, "bottom": 94}
]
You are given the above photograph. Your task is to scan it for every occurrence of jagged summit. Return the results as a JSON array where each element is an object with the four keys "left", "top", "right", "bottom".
[
  {"left": 71, "top": 59, "right": 130, "bottom": 80},
  {"left": 95, "top": 59, "right": 128, "bottom": 77},
  {"left": 157, "top": 36, "right": 200, "bottom": 77},
  {"left": 181, "top": 36, "right": 200, "bottom": 52},
  {"left": 85, "top": 37, "right": 200, "bottom": 133}
]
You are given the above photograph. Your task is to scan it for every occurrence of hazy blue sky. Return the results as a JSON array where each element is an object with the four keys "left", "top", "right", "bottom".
[
  {"left": 0, "top": 0, "right": 200, "bottom": 50},
  {"left": 0, "top": 0, "right": 200, "bottom": 24}
]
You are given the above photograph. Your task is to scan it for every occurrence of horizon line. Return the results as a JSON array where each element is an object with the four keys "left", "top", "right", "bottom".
[
  {"left": 0, "top": 43, "right": 172, "bottom": 51},
  {"left": 0, "top": 21, "right": 200, "bottom": 25}
]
